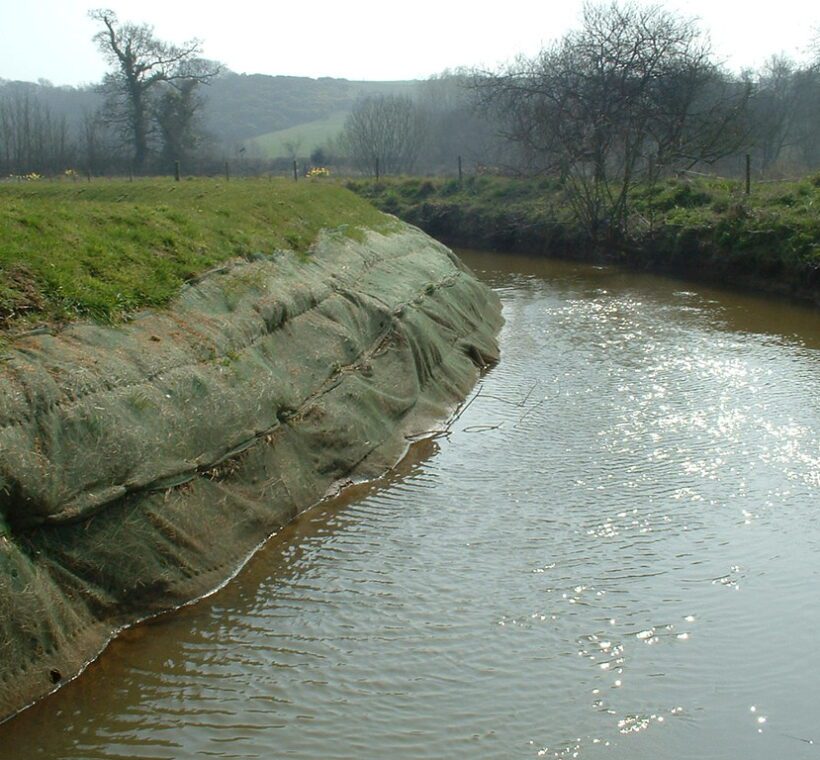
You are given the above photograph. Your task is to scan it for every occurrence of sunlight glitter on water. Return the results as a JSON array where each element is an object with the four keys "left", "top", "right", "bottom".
[{"left": 0, "top": 253, "right": 818, "bottom": 760}]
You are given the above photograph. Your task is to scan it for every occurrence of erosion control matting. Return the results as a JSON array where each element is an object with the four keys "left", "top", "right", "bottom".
[{"left": 0, "top": 223, "right": 502, "bottom": 721}]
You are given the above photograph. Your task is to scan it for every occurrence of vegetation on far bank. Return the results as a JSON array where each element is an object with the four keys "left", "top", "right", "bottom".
[
  {"left": 0, "top": 177, "right": 393, "bottom": 334},
  {"left": 348, "top": 173, "right": 820, "bottom": 302}
]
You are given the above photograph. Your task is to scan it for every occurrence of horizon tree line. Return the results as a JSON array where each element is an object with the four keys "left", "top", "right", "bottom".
[{"left": 1, "top": 2, "right": 819, "bottom": 183}]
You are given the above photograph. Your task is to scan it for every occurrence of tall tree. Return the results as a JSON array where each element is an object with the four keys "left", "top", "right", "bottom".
[
  {"left": 155, "top": 78, "right": 202, "bottom": 168},
  {"left": 89, "top": 8, "right": 219, "bottom": 171},
  {"left": 416, "top": 70, "right": 509, "bottom": 173},
  {"left": 341, "top": 95, "right": 427, "bottom": 176},
  {"left": 747, "top": 56, "right": 807, "bottom": 171},
  {"left": 475, "top": 2, "right": 747, "bottom": 244},
  {"left": 0, "top": 90, "right": 74, "bottom": 175}
]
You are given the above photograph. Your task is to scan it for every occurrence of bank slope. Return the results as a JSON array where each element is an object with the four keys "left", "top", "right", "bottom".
[
  {"left": 349, "top": 175, "right": 820, "bottom": 305},
  {"left": 0, "top": 182, "right": 503, "bottom": 721}
]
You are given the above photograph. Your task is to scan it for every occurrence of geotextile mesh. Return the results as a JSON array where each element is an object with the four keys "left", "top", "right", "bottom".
[{"left": 0, "top": 224, "right": 502, "bottom": 721}]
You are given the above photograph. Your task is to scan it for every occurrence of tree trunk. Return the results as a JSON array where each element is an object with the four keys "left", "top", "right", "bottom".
[{"left": 130, "top": 81, "right": 148, "bottom": 172}]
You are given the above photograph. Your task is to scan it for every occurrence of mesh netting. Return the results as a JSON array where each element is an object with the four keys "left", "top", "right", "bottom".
[{"left": 0, "top": 224, "right": 502, "bottom": 721}]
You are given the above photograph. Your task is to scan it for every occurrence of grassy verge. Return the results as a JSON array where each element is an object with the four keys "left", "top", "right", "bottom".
[
  {"left": 0, "top": 177, "right": 394, "bottom": 334},
  {"left": 348, "top": 174, "right": 820, "bottom": 303}
]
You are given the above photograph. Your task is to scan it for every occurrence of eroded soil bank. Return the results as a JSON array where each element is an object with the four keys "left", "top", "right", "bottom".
[{"left": 0, "top": 224, "right": 502, "bottom": 721}]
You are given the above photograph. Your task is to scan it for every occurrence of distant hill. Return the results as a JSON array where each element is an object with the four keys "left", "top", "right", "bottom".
[
  {"left": 0, "top": 72, "right": 418, "bottom": 156},
  {"left": 201, "top": 72, "right": 418, "bottom": 152},
  {"left": 247, "top": 111, "right": 349, "bottom": 159}
]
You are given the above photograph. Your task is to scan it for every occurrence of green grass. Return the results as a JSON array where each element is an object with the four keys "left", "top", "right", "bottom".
[
  {"left": 632, "top": 175, "right": 820, "bottom": 271},
  {"left": 0, "top": 177, "right": 394, "bottom": 333},
  {"left": 348, "top": 175, "right": 576, "bottom": 223},
  {"left": 351, "top": 172, "right": 820, "bottom": 232},
  {"left": 348, "top": 173, "right": 820, "bottom": 298},
  {"left": 248, "top": 111, "right": 348, "bottom": 159}
]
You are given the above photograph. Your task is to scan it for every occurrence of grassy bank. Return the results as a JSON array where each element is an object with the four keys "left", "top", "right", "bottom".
[
  {"left": 0, "top": 177, "right": 393, "bottom": 334},
  {"left": 348, "top": 175, "right": 820, "bottom": 304}
]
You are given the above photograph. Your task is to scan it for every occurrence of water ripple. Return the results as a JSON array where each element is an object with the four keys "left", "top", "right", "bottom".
[{"left": 1, "top": 254, "right": 818, "bottom": 760}]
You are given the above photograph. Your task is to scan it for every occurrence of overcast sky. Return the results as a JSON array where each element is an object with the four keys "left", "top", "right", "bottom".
[{"left": 1, "top": 0, "right": 817, "bottom": 86}]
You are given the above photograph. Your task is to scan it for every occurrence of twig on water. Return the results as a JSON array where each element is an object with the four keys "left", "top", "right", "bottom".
[
  {"left": 450, "top": 383, "right": 484, "bottom": 426},
  {"left": 481, "top": 381, "right": 539, "bottom": 408},
  {"left": 779, "top": 732, "right": 815, "bottom": 745},
  {"left": 516, "top": 397, "right": 548, "bottom": 427},
  {"left": 463, "top": 423, "right": 504, "bottom": 433},
  {"left": 405, "top": 383, "right": 485, "bottom": 442}
]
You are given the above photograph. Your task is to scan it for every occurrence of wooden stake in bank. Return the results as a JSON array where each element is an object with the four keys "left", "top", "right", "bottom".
[
  {"left": 293, "top": 160, "right": 298, "bottom": 182},
  {"left": 458, "top": 155, "right": 463, "bottom": 184},
  {"left": 174, "top": 161, "right": 180, "bottom": 182},
  {"left": 745, "top": 154, "right": 751, "bottom": 195}
]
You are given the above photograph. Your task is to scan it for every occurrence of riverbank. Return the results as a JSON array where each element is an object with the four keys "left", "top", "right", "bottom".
[
  {"left": 0, "top": 178, "right": 395, "bottom": 338},
  {"left": 0, "top": 179, "right": 502, "bottom": 721},
  {"left": 347, "top": 174, "right": 820, "bottom": 305},
  {"left": 2, "top": 250, "right": 817, "bottom": 759}
]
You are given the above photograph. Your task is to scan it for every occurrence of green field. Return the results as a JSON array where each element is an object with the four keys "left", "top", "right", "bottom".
[
  {"left": 0, "top": 177, "right": 394, "bottom": 333},
  {"left": 248, "top": 111, "right": 348, "bottom": 159},
  {"left": 246, "top": 77, "right": 420, "bottom": 160}
]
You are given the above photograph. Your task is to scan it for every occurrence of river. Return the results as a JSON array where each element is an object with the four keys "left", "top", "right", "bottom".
[{"left": 1, "top": 250, "right": 818, "bottom": 759}]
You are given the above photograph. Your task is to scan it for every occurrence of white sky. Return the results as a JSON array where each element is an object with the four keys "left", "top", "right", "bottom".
[{"left": 1, "top": 0, "right": 817, "bottom": 86}]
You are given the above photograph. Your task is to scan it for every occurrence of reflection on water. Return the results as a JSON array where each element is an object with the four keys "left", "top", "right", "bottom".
[{"left": 1, "top": 252, "right": 818, "bottom": 760}]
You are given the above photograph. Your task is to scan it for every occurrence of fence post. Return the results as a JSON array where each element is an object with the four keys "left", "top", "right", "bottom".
[
  {"left": 224, "top": 161, "right": 230, "bottom": 181},
  {"left": 745, "top": 154, "right": 751, "bottom": 195},
  {"left": 458, "top": 155, "right": 463, "bottom": 184},
  {"left": 375, "top": 157, "right": 380, "bottom": 182},
  {"left": 174, "top": 161, "right": 180, "bottom": 182},
  {"left": 293, "top": 160, "right": 298, "bottom": 181}
]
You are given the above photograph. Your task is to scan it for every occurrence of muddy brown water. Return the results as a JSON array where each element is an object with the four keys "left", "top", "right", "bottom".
[{"left": 1, "top": 250, "right": 818, "bottom": 759}]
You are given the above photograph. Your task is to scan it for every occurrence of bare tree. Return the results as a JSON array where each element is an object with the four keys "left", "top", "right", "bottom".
[
  {"left": 0, "top": 90, "right": 74, "bottom": 175},
  {"left": 89, "top": 8, "right": 219, "bottom": 171},
  {"left": 282, "top": 134, "right": 304, "bottom": 162},
  {"left": 475, "top": 2, "right": 747, "bottom": 244},
  {"left": 341, "top": 95, "right": 427, "bottom": 176},
  {"left": 750, "top": 55, "right": 820, "bottom": 172},
  {"left": 746, "top": 56, "right": 807, "bottom": 171},
  {"left": 416, "top": 70, "right": 510, "bottom": 173},
  {"left": 793, "top": 68, "right": 820, "bottom": 169}
]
